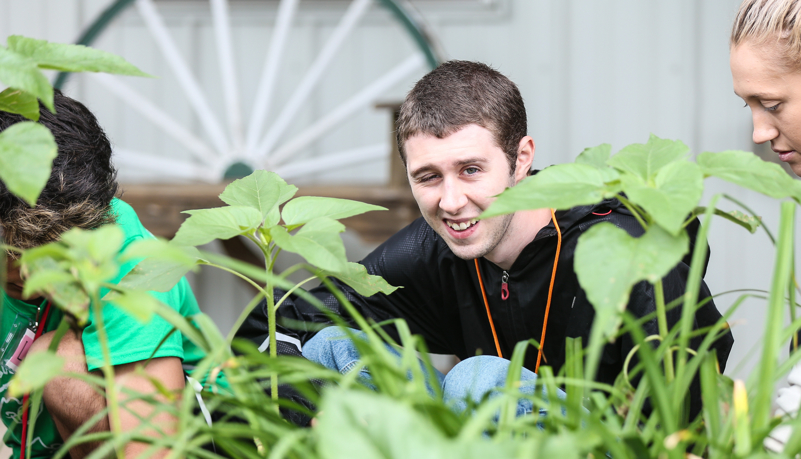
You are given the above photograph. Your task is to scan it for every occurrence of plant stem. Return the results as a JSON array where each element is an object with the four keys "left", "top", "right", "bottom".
[
  {"left": 614, "top": 194, "right": 649, "bottom": 230},
  {"left": 91, "top": 291, "right": 125, "bottom": 459},
  {"left": 654, "top": 280, "right": 674, "bottom": 382}
]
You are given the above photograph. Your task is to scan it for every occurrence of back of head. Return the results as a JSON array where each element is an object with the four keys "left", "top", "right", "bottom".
[
  {"left": 732, "top": 0, "right": 801, "bottom": 67},
  {"left": 0, "top": 91, "right": 118, "bottom": 254},
  {"left": 396, "top": 60, "right": 527, "bottom": 172}
]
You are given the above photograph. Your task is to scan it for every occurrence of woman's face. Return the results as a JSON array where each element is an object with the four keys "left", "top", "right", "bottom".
[{"left": 731, "top": 39, "right": 801, "bottom": 176}]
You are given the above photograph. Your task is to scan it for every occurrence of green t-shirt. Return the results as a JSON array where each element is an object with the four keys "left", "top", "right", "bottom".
[{"left": 0, "top": 199, "right": 216, "bottom": 458}]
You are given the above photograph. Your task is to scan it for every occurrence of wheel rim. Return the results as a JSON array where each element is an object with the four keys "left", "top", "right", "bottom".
[{"left": 55, "top": 0, "right": 444, "bottom": 184}]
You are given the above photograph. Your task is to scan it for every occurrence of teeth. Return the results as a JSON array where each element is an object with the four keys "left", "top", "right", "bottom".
[{"left": 448, "top": 219, "right": 478, "bottom": 231}]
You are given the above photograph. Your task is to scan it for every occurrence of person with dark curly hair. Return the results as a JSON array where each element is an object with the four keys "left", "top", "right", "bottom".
[{"left": 0, "top": 91, "right": 219, "bottom": 458}]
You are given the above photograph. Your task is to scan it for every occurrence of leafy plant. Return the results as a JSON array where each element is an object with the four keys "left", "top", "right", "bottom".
[{"left": 3, "top": 33, "right": 801, "bottom": 458}]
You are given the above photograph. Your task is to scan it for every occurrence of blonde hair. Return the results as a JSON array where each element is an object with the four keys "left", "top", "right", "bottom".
[{"left": 732, "top": 0, "right": 801, "bottom": 65}]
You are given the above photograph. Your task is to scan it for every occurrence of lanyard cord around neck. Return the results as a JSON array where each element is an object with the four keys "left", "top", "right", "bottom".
[
  {"left": 20, "top": 301, "right": 53, "bottom": 459},
  {"left": 474, "top": 209, "right": 562, "bottom": 373}
]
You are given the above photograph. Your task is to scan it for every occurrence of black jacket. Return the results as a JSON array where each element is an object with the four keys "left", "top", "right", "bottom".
[{"left": 237, "top": 199, "right": 733, "bottom": 412}]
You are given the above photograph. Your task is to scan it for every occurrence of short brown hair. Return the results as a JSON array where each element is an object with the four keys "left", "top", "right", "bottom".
[
  {"left": 395, "top": 60, "right": 527, "bottom": 173},
  {"left": 731, "top": 0, "right": 801, "bottom": 68}
]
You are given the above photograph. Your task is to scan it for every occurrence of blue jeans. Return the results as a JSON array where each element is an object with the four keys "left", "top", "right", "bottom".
[{"left": 302, "top": 327, "right": 565, "bottom": 417}]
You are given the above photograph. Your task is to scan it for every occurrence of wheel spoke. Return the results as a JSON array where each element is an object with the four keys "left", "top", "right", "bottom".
[
  {"left": 114, "top": 148, "right": 220, "bottom": 182},
  {"left": 210, "top": 0, "right": 245, "bottom": 153},
  {"left": 245, "top": 0, "right": 300, "bottom": 153},
  {"left": 89, "top": 73, "right": 219, "bottom": 166},
  {"left": 268, "top": 53, "right": 425, "bottom": 167},
  {"left": 273, "top": 143, "right": 388, "bottom": 180},
  {"left": 136, "top": 0, "right": 231, "bottom": 156},
  {"left": 251, "top": 0, "right": 373, "bottom": 161}
]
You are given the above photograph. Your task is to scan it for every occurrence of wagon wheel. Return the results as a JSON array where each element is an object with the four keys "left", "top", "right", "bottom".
[{"left": 55, "top": 0, "right": 443, "bottom": 186}]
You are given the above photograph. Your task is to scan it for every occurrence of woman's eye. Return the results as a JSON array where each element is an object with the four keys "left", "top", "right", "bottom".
[{"left": 765, "top": 103, "right": 781, "bottom": 111}]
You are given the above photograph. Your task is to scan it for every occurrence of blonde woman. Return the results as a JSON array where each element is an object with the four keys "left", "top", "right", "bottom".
[{"left": 730, "top": 0, "right": 801, "bottom": 451}]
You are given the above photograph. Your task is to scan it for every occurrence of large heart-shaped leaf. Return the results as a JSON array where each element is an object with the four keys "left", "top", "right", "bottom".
[
  {"left": 282, "top": 196, "right": 386, "bottom": 229},
  {"left": 607, "top": 135, "right": 689, "bottom": 181},
  {"left": 483, "top": 163, "right": 620, "bottom": 218},
  {"left": 575, "top": 222, "right": 689, "bottom": 338},
  {"left": 575, "top": 143, "right": 612, "bottom": 168},
  {"left": 8, "top": 351, "right": 65, "bottom": 397},
  {"left": 7, "top": 35, "right": 150, "bottom": 77},
  {"left": 0, "top": 46, "right": 52, "bottom": 111},
  {"left": 321, "top": 262, "right": 399, "bottom": 297},
  {"left": 270, "top": 217, "right": 347, "bottom": 273},
  {"left": 115, "top": 241, "right": 200, "bottom": 294},
  {"left": 172, "top": 206, "right": 263, "bottom": 247},
  {"left": 318, "top": 389, "right": 527, "bottom": 459},
  {"left": 698, "top": 150, "right": 801, "bottom": 202},
  {"left": 620, "top": 160, "right": 703, "bottom": 236},
  {"left": 0, "top": 88, "right": 39, "bottom": 121},
  {"left": 0, "top": 121, "right": 57, "bottom": 206},
  {"left": 218, "top": 170, "right": 296, "bottom": 223}
]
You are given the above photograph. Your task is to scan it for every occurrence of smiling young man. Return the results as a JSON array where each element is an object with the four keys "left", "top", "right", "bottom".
[{"left": 237, "top": 60, "right": 733, "bottom": 419}]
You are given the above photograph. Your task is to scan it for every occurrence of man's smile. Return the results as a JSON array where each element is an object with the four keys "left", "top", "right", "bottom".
[{"left": 445, "top": 218, "right": 478, "bottom": 231}]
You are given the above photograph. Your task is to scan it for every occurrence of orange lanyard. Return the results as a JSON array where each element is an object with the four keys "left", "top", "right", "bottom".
[{"left": 474, "top": 209, "right": 562, "bottom": 373}]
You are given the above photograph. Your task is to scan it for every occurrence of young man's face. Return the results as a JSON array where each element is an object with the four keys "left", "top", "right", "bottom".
[
  {"left": 731, "top": 39, "right": 801, "bottom": 176},
  {"left": 405, "top": 124, "right": 533, "bottom": 265}
]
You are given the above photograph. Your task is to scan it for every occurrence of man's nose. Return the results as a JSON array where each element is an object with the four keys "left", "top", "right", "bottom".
[
  {"left": 752, "top": 112, "right": 779, "bottom": 145},
  {"left": 439, "top": 178, "right": 468, "bottom": 214}
]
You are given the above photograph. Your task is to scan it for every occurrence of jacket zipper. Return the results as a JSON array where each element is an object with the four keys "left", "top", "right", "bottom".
[{"left": 501, "top": 271, "right": 509, "bottom": 300}]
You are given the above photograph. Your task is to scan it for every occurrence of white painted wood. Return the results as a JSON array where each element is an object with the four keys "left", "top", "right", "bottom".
[
  {"left": 252, "top": 0, "right": 373, "bottom": 161},
  {"left": 245, "top": 0, "right": 299, "bottom": 153},
  {"left": 136, "top": 0, "right": 231, "bottom": 156},
  {"left": 268, "top": 52, "right": 424, "bottom": 167},
  {"left": 275, "top": 142, "right": 388, "bottom": 179},
  {"left": 210, "top": 0, "right": 245, "bottom": 154},
  {"left": 88, "top": 72, "right": 219, "bottom": 168}
]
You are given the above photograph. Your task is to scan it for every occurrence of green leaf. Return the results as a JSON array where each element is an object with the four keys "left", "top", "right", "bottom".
[
  {"left": 482, "top": 163, "right": 620, "bottom": 218},
  {"left": 19, "top": 254, "right": 91, "bottom": 325},
  {"left": 0, "top": 88, "right": 39, "bottom": 121},
  {"left": 8, "top": 351, "right": 65, "bottom": 397},
  {"left": 119, "top": 238, "right": 200, "bottom": 265},
  {"left": 620, "top": 160, "right": 703, "bottom": 236},
  {"left": 172, "top": 206, "right": 263, "bottom": 247},
  {"left": 698, "top": 150, "right": 801, "bottom": 201},
  {"left": 607, "top": 135, "right": 689, "bottom": 181},
  {"left": 321, "top": 262, "right": 399, "bottom": 297},
  {"left": 282, "top": 196, "right": 386, "bottom": 228},
  {"left": 318, "top": 389, "right": 526, "bottom": 459},
  {"left": 575, "top": 223, "right": 689, "bottom": 338},
  {"left": 0, "top": 46, "right": 53, "bottom": 111},
  {"left": 575, "top": 143, "right": 612, "bottom": 168},
  {"left": 116, "top": 239, "right": 199, "bottom": 294},
  {"left": 105, "top": 289, "right": 159, "bottom": 323},
  {"left": 270, "top": 217, "right": 347, "bottom": 273},
  {"left": 7, "top": 35, "right": 150, "bottom": 77},
  {"left": 0, "top": 121, "right": 57, "bottom": 206},
  {"left": 61, "top": 225, "right": 124, "bottom": 263},
  {"left": 219, "top": 170, "right": 282, "bottom": 220}
]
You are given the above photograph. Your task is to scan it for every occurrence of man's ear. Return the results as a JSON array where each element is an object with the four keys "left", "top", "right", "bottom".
[{"left": 514, "top": 136, "right": 535, "bottom": 184}]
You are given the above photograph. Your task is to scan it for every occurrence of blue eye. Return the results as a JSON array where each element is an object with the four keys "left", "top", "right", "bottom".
[
  {"left": 766, "top": 103, "right": 781, "bottom": 111},
  {"left": 464, "top": 167, "right": 479, "bottom": 175}
]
